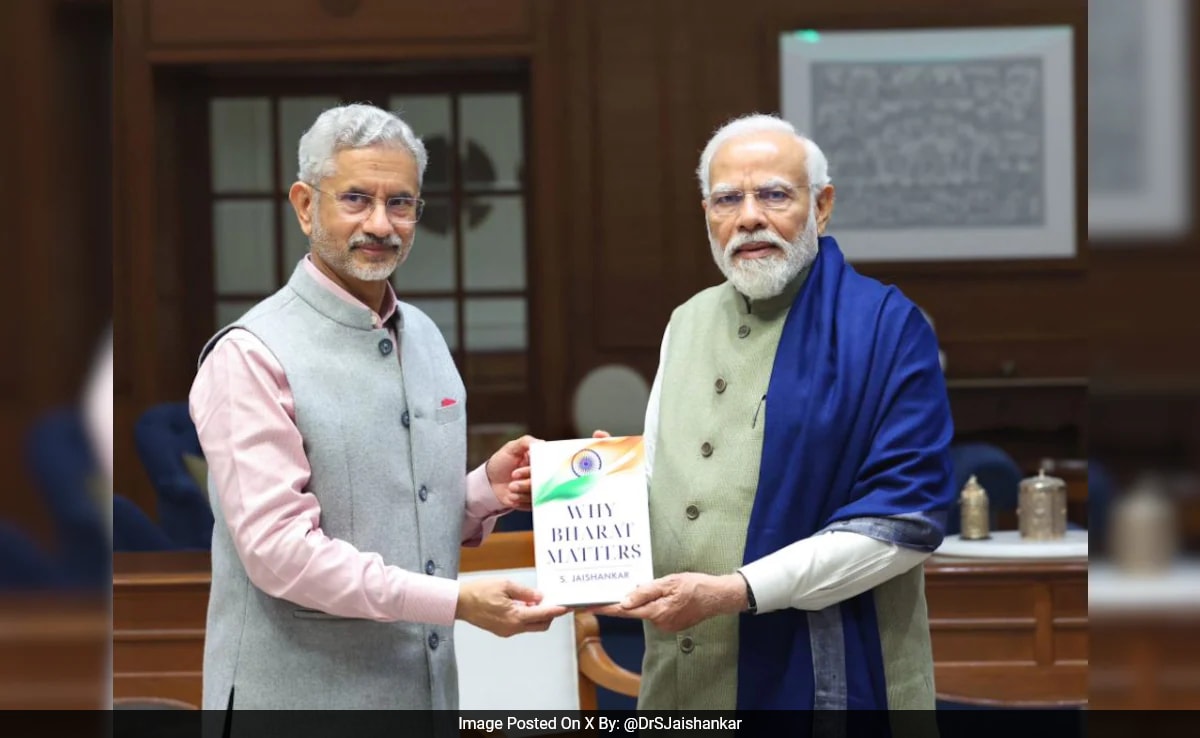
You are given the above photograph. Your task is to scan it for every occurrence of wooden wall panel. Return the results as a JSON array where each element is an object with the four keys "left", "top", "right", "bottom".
[
  {"left": 145, "top": 0, "right": 533, "bottom": 48},
  {"left": 589, "top": 0, "right": 671, "bottom": 351},
  {"left": 525, "top": 0, "right": 576, "bottom": 440},
  {"left": 115, "top": 0, "right": 162, "bottom": 516}
]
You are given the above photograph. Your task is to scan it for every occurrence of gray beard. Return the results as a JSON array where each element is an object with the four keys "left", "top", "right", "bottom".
[
  {"left": 310, "top": 211, "right": 410, "bottom": 283},
  {"left": 708, "top": 213, "right": 819, "bottom": 300}
]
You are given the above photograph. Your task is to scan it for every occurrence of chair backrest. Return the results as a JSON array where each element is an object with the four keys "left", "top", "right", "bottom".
[
  {"left": 25, "top": 407, "right": 104, "bottom": 525},
  {"left": 133, "top": 403, "right": 214, "bottom": 548},
  {"left": 454, "top": 567, "right": 580, "bottom": 710},
  {"left": 1087, "top": 460, "right": 1113, "bottom": 543},
  {"left": 23, "top": 407, "right": 110, "bottom": 587},
  {"left": 0, "top": 520, "right": 60, "bottom": 591},
  {"left": 113, "top": 495, "right": 178, "bottom": 552}
]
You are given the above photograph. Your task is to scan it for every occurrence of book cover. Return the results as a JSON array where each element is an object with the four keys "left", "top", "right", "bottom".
[{"left": 530, "top": 436, "right": 654, "bottom": 606}]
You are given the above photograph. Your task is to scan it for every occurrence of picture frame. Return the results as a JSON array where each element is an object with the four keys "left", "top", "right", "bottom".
[
  {"left": 780, "top": 26, "right": 1076, "bottom": 263},
  {"left": 1087, "top": 0, "right": 1190, "bottom": 241}
]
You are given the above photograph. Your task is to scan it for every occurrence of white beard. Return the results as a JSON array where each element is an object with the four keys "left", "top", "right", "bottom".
[
  {"left": 708, "top": 209, "right": 819, "bottom": 300},
  {"left": 310, "top": 209, "right": 411, "bottom": 283}
]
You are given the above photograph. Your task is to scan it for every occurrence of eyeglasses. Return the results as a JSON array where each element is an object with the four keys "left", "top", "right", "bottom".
[
  {"left": 312, "top": 187, "right": 425, "bottom": 224},
  {"left": 707, "top": 184, "right": 806, "bottom": 217}
]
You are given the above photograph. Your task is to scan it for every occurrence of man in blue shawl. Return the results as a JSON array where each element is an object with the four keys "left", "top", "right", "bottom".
[{"left": 596, "top": 114, "right": 955, "bottom": 716}]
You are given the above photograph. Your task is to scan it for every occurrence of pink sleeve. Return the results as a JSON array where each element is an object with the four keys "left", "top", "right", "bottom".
[
  {"left": 461, "top": 463, "right": 509, "bottom": 546},
  {"left": 188, "top": 331, "right": 459, "bottom": 626}
]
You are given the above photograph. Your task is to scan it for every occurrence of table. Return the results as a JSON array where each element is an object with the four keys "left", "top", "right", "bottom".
[
  {"left": 925, "top": 554, "right": 1087, "bottom": 706},
  {"left": 0, "top": 595, "right": 109, "bottom": 708},
  {"left": 1088, "top": 561, "right": 1200, "bottom": 709}
]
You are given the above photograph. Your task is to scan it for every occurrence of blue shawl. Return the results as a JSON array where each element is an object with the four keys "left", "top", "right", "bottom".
[{"left": 736, "top": 236, "right": 955, "bottom": 711}]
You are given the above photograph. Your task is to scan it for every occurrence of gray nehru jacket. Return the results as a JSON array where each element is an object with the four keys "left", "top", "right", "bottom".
[{"left": 197, "top": 262, "right": 469, "bottom": 710}]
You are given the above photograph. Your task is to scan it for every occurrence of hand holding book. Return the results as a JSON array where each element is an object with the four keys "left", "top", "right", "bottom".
[
  {"left": 484, "top": 434, "right": 542, "bottom": 511},
  {"left": 455, "top": 578, "right": 568, "bottom": 637},
  {"left": 586, "top": 572, "right": 750, "bottom": 632},
  {"left": 503, "top": 430, "right": 612, "bottom": 508}
]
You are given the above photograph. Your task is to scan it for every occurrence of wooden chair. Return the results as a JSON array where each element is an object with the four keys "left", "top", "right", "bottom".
[
  {"left": 113, "top": 696, "right": 198, "bottom": 709},
  {"left": 574, "top": 610, "right": 641, "bottom": 704}
]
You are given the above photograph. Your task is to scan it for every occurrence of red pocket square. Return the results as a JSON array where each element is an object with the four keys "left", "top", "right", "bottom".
[{"left": 440, "top": 398, "right": 457, "bottom": 407}]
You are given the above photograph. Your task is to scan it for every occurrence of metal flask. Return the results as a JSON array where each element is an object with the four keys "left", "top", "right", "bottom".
[
  {"left": 958, "top": 475, "right": 991, "bottom": 540},
  {"left": 1018, "top": 469, "right": 1067, "bottom": 540}
]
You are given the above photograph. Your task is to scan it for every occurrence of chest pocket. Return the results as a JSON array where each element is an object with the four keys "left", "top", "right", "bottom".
[{"left": 435, "top": 403, "right": 464, "bottom": 425}]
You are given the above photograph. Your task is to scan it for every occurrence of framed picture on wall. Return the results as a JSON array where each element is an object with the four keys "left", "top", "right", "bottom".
[
  {"left": 779, "top": 26, "right": 1076, "bottom": 263},
  {"left": 1088, "top": 0, "right": 1190, "bottom": 241}
]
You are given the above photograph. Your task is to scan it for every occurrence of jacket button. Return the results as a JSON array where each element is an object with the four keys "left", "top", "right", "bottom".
[
  {"left": 401, "top": 410, "right": 410, "bottom": 428},
  {"left": 737, "top": 325, "right": 750, "bottom": 339},
  {"left": 379, "top": 337, "right": 394, "bottom": 355},
  {"left": 679, "top": 636, "right": 694, "bottom": 654},
  {"left": 685, "top": 504, "right": 699, "bottom": 520},
  {"left": 425, "top": 559, "right": 435, "bottom": 575},
  {"left": 428, "top": 632, "right": 440, "bottom": 650},
  {"left": 418, "top": 485, "right": 428, "bottom": 502},
  {"left": 700, "top": 442, "right": 713, "bottom": 457},
  {"left": 714, "top": 378, "right": 727, "bottom": 393}
]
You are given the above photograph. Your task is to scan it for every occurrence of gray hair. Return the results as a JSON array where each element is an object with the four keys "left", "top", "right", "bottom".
[
  {"left": 696, "top": 113, "right": 831, "bottom": 198},
  {"left": 296, "top": 103, "right": 428, "bottom": 186}
]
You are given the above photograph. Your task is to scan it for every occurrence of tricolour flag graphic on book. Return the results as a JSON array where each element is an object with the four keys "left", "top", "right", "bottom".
[{"left": 533, "top": 436, "right": 643, "bottom": 506}]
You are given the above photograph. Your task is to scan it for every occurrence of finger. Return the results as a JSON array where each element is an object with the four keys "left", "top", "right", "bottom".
[
  {"left": 622, "top": 583, "right": 665, "bottom": 609},
  {"left": 507, "top": 479, "right": 532, "bottom": 494},
  {"left": 592, "top": 604, "right": 645, "bottom": 619},
  {"left": 507, "top": 435, "right": 543, "bottom": 455},
  {"left": 622, "top": 603, "right": 660, "bottom": 621},
  {"left": 504, "top": 580, "right": 543, "bottom": 603},
  {"left": 522, "top": 613, "right": 558, "bottom": 627},
  {"left": 516, "top": 605, "right": 569, "bottom": 622},
  {"left": 592, "top": 430, "right": 611, "bottom": 438},
  {"left": 510, "top": 467, "right": 531, "bottom": 480}
]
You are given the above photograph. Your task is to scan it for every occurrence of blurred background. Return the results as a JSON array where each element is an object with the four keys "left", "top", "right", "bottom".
[
  {"left": 0, "top": 0, "right": 113, "bottom": 711},
  {"left": 0, "top": 0, "right": 1195, "bottom": 717},
  {"left": 1087, "top": 0, "right": 1200, "bottom": 712}
]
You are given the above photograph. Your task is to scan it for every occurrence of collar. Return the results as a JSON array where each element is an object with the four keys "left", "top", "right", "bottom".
[{"left": 301, "top": 255, "right": 398, "bottom": 329}]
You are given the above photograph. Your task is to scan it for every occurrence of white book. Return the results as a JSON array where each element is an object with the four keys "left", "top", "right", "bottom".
[{"left": 530, "top": 436, "right": 655, "bottom": 606}]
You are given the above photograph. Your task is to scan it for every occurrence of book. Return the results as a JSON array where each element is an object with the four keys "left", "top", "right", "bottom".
[{"left": 530, "top": 436, "right": 655, "bottom": 606}]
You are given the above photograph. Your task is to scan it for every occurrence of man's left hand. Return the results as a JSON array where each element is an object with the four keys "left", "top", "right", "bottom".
[
  {"left": 486, "top": 435, "right": 541, "bottom": 510},
  {"left": 590, "top": 572, "right": 747, "bottom": 632},
  {"left": 498, "top": 430, "right": 611, "bottom": 510}
]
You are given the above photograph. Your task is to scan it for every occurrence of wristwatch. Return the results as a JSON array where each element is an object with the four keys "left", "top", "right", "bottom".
[{"left": 736, "top": 571, "right": 757, "bottom": 615}]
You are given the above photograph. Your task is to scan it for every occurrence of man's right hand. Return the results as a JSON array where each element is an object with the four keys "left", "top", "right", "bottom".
[{"left": 456, "top": 578, "right": 569, "bottom": 637}]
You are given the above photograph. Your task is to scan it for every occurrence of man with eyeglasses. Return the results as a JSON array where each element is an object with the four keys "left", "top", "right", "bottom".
[
  {"left": 189, "top": 104, "right": 566, "bottom": 714},
  {"left": 596, "top": 114, "right": 954, "bottom": 719}
]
